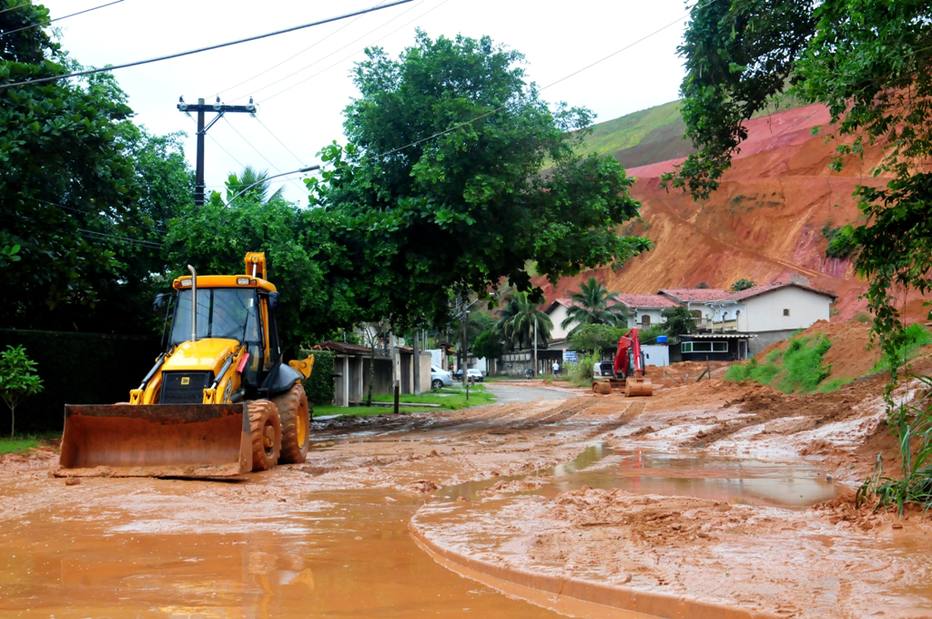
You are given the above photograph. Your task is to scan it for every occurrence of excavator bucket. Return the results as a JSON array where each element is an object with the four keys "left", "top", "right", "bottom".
[
  {"left": 55, "top": 403, "right": 252, "bottom": 479},
  {"left": 625, "top": 377, "right": 653, "bottom": 397}
]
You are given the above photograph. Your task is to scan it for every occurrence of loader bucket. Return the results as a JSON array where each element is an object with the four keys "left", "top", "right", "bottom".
[
  {"left": 625, "top": 377, "right": 653, "bottom": 397},
  {"left": 55, "top": 403, "right": 252, "bottom": 479}
]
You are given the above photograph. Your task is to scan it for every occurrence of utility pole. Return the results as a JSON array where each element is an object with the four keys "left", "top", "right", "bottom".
[
  {"left": 533, "top": 319, "right": 538, "bottom": 378},
  {"left": 177, "top": 96, "right": 257, "bottom": 206}
]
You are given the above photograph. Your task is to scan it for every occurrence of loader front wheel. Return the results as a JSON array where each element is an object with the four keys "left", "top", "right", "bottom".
[
  {"left": 274, "top": 383, "right": 310, "bottom": 464},
  {"left": 248, "top": 399, "right": 281, "bottom": 471}
]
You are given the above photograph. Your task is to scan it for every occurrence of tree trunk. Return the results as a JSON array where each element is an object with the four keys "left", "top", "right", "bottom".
[{"left": 9, "top": 403, "right": 14, "bottom": 439}]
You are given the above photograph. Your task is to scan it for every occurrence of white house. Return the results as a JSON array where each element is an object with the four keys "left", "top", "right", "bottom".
[
  {"left": 544, "top": 298, "right": 575, "bottom": 347},
  {"left": 658, "top": 288, "right": 742, "bottom": 329},
  {"left": 730, "top": 282, "right": 835, "bottom": 351},
  {"left": 614, "top": 293, "right": 678, "bottom": 328}
]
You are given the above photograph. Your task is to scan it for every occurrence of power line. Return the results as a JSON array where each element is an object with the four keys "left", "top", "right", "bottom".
[
  {"left": 78, "top": 228, "right": 162, "bottom": 249},
  {"left": 260, "top": 0, "right": 448, "bottom": 103},
  {"left": 254, "top": 116, "right": 305, "bottom": 166},
  {"left": 218, "top": 6, "right": 369, "bottom": 99},
  {"left": 0, "top": 2, "right": 30, "bottom": 15},
  {"left": 0, "top": 0, "right": 126, "bottom": 40},
  {"left": 539, "top": 8, "right": 692, "bottom": 92},
  {"left": 242, "top": 0, "right": 432, "bottom": 100},
  {"left": 221, "top": 115, "right": 281, "bottom": 172},
  {"left": 0, "top": 0, "right": 415, "bottom": 90},
  {"left": 242, "top": 0, "right": 705, "bottom": 189}
]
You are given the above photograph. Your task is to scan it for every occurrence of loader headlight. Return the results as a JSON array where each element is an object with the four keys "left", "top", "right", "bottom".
[
  {"left": 236, "top": 277, "right": 253, "bottom": 286},
  {"left": 179, "top": 278, "right": 192, "bottom": 287}
]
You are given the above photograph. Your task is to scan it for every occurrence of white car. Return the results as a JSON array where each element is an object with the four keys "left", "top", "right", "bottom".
[
  {"left": 453, "top": 368, "right": 484, "bottom": 382},
  {"left": 430, "top": 366, "right": 453, "bottom": 389}
]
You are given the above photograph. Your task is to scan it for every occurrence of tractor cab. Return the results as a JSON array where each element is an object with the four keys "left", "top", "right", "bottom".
[{"left": 163, "top": 253, "right": 284, "bottom": 400}]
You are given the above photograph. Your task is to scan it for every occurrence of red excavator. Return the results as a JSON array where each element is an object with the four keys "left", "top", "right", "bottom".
[{"left": 591, "top": 328, "right": 653, "bottom": 397}]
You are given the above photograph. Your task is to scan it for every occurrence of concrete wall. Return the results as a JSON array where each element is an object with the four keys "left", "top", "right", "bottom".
[
  {"left": 748, "top": 329, "right": 798, "bottom": 355},
  {"left": 737, "top": 287, "right": 831, "bottom": 332},
  {"left": 641, "top": 344, "right": 670, "bottom": 367}
]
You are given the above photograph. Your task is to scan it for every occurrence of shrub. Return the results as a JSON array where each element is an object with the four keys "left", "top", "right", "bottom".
[
  {"left": 725, "top": 335, "right": 832, "bottom": 392},
  {"left": 570, "top": 353, "right": 599, "bottom": 387},
  {"left": 871, "top": 324, "right": 931, "bottom": 374},
  {"left": 0, "top": 345, "right": 44, "bottom": 438},
  {"left": 730, "top": 278, "right": 755, "bottom": 291},
  {"left": 823, "top": 224, "right": 858, "bottom": 259},
  {"left": 778, "top": 336, "right": 832, "bottom": 393},
  {"left": 305, "top": 350, "right": 335, "bottom": 405}
]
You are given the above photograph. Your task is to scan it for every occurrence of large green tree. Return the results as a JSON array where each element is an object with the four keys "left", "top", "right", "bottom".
[
  {"left": 1, "top": 0, "right": 193, "bottom": 332},
  {"left": 308, "top": 32, "right": 651, "bottom": 331}
]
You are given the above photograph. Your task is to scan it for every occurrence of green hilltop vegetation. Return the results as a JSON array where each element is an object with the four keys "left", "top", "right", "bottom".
[{"left": 579, "top": 93, "right": 807, "bottom": 170}]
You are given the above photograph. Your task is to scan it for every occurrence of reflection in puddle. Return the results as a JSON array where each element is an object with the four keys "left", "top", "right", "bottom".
[{"left": 445, "top": 444, "right": 836, "bottom": 508}]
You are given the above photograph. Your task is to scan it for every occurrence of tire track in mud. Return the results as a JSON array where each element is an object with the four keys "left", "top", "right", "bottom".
[{"left": 581, "top": 400, "right": 645, "bottom": 441}]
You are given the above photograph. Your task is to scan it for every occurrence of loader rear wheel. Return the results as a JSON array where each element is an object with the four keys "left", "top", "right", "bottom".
[
  {"left": 274, "top": 383, "right": 310, "bottom": 464},
  {"left": 248, "top": 399, "right": 281, "bottom": 471}
]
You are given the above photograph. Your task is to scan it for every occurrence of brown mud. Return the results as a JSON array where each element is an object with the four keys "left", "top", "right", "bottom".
[{"left": 2, "top": 369, "right": 930, "bottom": 617}]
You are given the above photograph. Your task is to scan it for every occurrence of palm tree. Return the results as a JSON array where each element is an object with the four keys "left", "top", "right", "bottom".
[
  {"left": 224, "top": 167, "right": 285, "bottom": 206},
  {"left": 498, "top": 291, "right": 552, "bottom": 349},
  {"left": 561, "top": 277, "right": 625, "bottom": 335}
]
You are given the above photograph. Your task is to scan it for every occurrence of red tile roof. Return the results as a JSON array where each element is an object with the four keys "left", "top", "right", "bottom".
[
  {"left": 729, "top": 282, "right": 836, "bottom": 301},
  {"left": 615, "top": 293, "right": 679, "bottom": 309},
  {"left": 658, "top": 288, "right": 731, "bottom": 303}
]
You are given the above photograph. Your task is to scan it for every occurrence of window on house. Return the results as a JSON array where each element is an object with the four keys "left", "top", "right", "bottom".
[
  {"left": 641, "top": 314, "right": 651, "bottom": 326},
  {"left": 783, "top": 308, "right": 790, "bottom": 316},
  {"left": 681, "top": 341, "right": 728, "bottom": 353}
]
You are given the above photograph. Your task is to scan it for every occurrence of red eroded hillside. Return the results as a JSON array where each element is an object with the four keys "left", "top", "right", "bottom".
[{"left": 539, "top": 104, "right": 927, "bottom": 319}]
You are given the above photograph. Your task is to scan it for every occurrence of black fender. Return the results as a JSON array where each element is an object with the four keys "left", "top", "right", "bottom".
[{"left": 264, "top": 362, "right": 304, "bottom": 398}]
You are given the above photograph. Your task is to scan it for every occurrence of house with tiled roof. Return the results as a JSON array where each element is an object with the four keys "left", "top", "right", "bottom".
[
  {"left": 663, "top": 282, "right": 836, "bottom": 356},
  {"left": 658, "top": 288, "right": 740, "bottom": 330},
  {"left": 728, "top": 282, "right": 835, "bottom": 346},
  {"left": 614, "top": 293, "right": 679, "bottom": 328}
]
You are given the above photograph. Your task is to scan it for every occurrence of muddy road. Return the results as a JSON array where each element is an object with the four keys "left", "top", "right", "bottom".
[{"left": 2, "top": 377, "right": 930, "bottom": 617}]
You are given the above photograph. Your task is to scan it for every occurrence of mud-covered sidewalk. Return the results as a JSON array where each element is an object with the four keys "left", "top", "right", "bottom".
[{"left": 1, "top": 374, "right": 929, "bottom": 618}]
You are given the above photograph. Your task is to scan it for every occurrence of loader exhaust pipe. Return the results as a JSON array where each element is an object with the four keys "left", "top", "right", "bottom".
[{"left": 188, "top": 264, "right": 197, "bottom": 342}]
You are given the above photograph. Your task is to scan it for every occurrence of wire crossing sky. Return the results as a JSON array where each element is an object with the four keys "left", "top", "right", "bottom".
[{"left": 34, "top": 0, "right": 692, "bottom": 203}]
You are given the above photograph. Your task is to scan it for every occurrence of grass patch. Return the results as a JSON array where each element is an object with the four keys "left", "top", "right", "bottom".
[
  {"left": 817, "top": 376, "right": 854, "bottom": 392},
  {"left": 870, "top": 324, "right": 931, "bottom": 373},
  {"left": 777, "top": 336, "right": 832, "bottom": 393},
  {"left": 0, "top": 436, "right": 41, "bottom": 455},
  {"left": 315, "top": 384, "right": 495, "bottom": 417},
  {"left": 725, "top": 335, "right": 834, "bottom": 393}
]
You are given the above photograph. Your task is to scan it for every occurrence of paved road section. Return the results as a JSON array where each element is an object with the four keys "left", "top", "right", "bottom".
[{"left": 486, "top": 383, "right": 576, "bottom": 403}]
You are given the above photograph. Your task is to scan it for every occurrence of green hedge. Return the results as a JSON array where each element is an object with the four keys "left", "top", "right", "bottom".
[
  {"left": 305, "top": 350, "right": 334, "bottom": 405},
  {"left": 0, "top": 329, "right": 159, "bottom": 433}
]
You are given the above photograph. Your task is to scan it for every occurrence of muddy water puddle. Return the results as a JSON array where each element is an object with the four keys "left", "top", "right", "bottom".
[
  {"left": 443, "top": 443, "right": 837, "bottom": 508},
  {"left": 0, "top": 485, "right": 559, "bottom": 617}
]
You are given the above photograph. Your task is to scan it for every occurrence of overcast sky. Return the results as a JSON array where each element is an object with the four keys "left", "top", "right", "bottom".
[{"left": 40, "top": 0, "right": 690, "bottom": 203}]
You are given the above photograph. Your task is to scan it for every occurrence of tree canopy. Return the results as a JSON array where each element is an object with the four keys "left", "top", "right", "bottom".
[
  {"left": 309, "top": 31, "right": 651, "bottom": 331},
  {"left": 1, "top": 1, "right": 193, "bottom": 333}
]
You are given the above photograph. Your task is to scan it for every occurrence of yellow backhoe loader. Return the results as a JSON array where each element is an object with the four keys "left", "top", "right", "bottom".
[{"left": 55, "top": 252, "right": 315, "bottom": 478}]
